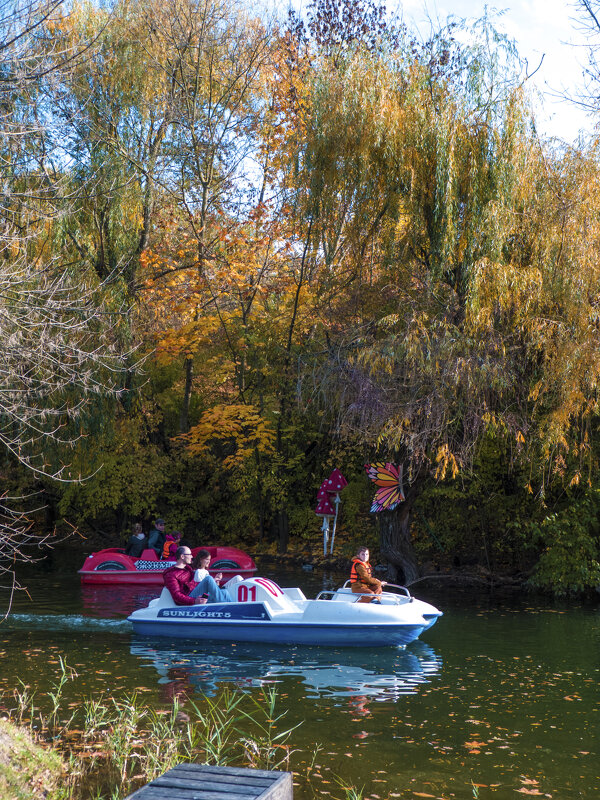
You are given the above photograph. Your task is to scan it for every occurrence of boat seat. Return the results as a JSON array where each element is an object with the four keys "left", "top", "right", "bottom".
[
  {"left": 233, "top": 577, "right": 298, "bottom": 612},
  {"left": 139, "top": 548, "right": 160, "bottom": 561},
  {"left": 223, "top": 574, "right": 244, "bottom": 600},
  {"left": 148, "top": 587, "right": 175, "bottom": 608},
  {"left": 330, "top": 587, "right": 357, "bottom": 602}
]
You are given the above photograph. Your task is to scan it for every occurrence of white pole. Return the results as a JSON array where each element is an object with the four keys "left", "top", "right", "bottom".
[
  {"left": 322, "top": 516, "right": 330, "bottom": 556},
  {"left": 330, "top": 493, "right": 341, "bottom": 555}
]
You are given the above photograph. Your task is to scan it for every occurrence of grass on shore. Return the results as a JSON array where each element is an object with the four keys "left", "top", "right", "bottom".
[
  {"left": 0, "top": 718, "right": 68, "bottom": 800},
  {"left": 0, "top": 657, "right": 362, "bottom": 800}
]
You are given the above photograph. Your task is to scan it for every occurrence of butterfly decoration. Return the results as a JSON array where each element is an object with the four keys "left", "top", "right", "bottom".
[{"left": 364, "top": 462, "right": 404, "bottom": 513}]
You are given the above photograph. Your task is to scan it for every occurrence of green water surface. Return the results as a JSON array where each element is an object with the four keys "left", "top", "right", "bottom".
[{"left": 1, "top": 557, "right": 598, "bottom": 800}]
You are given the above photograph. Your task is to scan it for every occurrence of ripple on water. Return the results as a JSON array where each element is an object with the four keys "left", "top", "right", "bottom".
[{"left": 6, "top": 613, "right": 132, "bottom": 634}]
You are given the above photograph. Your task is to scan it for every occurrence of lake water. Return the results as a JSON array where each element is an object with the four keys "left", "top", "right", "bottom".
[{"left": 1, "top": 553, "right": 599, "bottom": 800}]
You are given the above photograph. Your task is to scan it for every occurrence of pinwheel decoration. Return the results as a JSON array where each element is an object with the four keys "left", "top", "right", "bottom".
[
  {"left": 315, "top": 469, "right": 348, "bottom": 555},
  {"left": 364, "top": 462, "right": 404, "bottom": 513}
]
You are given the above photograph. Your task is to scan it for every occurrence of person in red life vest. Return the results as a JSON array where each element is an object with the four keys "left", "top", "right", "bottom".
[
  {"left": 163, "top": 546, "right": 232, "bottom": 605},
  {"left": 350, "top": 546, "right": 387, "bottom": 603},
  {"left": 162, "top": 530, "right": 182, "bottom": 560}
]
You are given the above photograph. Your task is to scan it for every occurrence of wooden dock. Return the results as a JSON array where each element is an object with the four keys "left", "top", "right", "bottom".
[{"left": 125, "top": 763, "right": 293, "bottom": 800}]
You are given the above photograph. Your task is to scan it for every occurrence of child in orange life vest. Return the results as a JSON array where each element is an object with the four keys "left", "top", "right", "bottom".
[
  {"left": 350, "top": 546, "right": 387, "bottom": 603},
  {"left": 162, "top": 530, "right": 182, "bottom": 560}
]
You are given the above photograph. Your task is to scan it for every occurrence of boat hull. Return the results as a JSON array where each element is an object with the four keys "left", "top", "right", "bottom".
[
  {"left": 79, "top": 546, "right": 256, "bottom": 585},
  {"left": 130, "top": 617, "right": 426, "bottom": 646},
  {"left": 128, "top": 581, "right": 442, "bottom": 648}
]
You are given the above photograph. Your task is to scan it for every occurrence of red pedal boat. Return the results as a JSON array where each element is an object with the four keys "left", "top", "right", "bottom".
[{"left": 78, "top": 546, "right": 257, "bottom": 585}]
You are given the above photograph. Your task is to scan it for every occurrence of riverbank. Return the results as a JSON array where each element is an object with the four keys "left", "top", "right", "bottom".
[
  {"left": 0, "top": 719, "right": 67, "bottom": 800},
  {"left": 0, "top": 679, "right": 302, "bottom": 800},
  {"left": 257, "top": 551, "right": 533, "bottom": 594},
  {"left": 21, "top": 535, "right": 597, "bottom": 603}
]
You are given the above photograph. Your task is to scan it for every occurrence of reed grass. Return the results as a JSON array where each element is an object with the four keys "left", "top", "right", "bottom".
[{"left": 1, "top": 658, "right": 321, "bottom": 799}]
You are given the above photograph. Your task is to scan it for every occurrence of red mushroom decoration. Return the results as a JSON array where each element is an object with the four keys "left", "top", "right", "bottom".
[
  {"left": 315, "top": 495, "right": 336, "bottom": 518},
  {"left": 316, "top": 481, "right": 330, "bottom": 501},
  {"left": 314, "top": 469, "right": 348, "bottom": 555},
  {"left": 315, "top": 492, "right": 336, "bottom": 555},
  {"left": 325, "top": 468, "right": 348, "bottom": 493}
]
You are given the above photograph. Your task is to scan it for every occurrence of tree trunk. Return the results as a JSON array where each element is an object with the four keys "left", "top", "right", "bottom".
[
  {"left": 378, "top": 504, "right": 419, "bottom": 586},
  {"left": 180, "top": 357, "right": 193, "bottom": 433}
]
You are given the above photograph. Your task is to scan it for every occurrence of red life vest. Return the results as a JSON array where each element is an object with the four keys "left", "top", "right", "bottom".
[{"left": 350, "top": 558, "right": 372, "bottom": 583}]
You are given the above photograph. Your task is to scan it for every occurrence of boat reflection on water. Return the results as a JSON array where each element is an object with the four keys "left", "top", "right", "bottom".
[
  {"left": 130, "top": 638, "right": 442, "bottom": 704},
  {"left": 81, "top": 583, "right": 160, "bottom": 618}
]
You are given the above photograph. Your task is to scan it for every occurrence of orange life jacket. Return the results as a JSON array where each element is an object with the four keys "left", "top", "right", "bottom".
[
  {"left": 350, "top": 558, "right": 372, "bottom": 584},
  {"left": 162, "top": 537, "right": 177, "bottom": 560}
]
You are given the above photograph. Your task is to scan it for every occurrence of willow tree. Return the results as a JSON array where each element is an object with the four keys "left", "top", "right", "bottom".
[
  {"left": 300, "top": 9, "right": 600, "bottom": 584},
  {"left": 0, "top": 0, "right": 131, "bottom": 606},
  {"left": 277, "top": 5, "right": 568, "bottom": 580},
  {"left": 42, "top": 0, "right": 180, "bottom": 298},
  {"left": 45, "top": 0, "right": 274, "bottom": 437},
  {"left": 127, "top": 0, "right": 273, "bottom": 434}
]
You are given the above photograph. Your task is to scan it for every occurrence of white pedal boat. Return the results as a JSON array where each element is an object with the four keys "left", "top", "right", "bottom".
[{"left": 127, "top": 576, "right": 442, "bottom": 647}]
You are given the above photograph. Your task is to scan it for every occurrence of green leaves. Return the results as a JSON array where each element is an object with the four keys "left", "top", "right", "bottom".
[{"left": 528, "top": 493, "right": 600, "bottom": 594}]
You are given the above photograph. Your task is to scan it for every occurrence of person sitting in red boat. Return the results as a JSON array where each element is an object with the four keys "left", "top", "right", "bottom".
[
  {"left": 163, "top": 546, "right": 231, "bottom": 605},
  {"left": 350, "top": 546, "right": 387, "bottom": 603},
  {"left": 125, "top": 523, "right": 147, "bottom": 558},
  {"left": 148, "top": 518, "right": 167, "bottom": 558},
  {"left": 161, "top": 530, "right": 182, "bottom": 560}
]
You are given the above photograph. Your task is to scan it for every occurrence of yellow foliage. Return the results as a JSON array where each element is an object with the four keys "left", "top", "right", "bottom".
[
  {"left": 181, "top": 404, "right": 275, "bottom": 469},
  {"left": 569, "top": 472, "right": 581, "bottom": 488},
  {"left": 434, "top": 444, "right": 460, "bottom": 481}
]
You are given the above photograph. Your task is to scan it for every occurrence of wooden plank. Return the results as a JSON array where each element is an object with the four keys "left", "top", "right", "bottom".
[
  {"left": 157, "top": 770, "right": 273, "bottom": 788},
  {"left": 257, "top": 772, "right": 293, "bottom": 800},
  {"left": 168, "top": 764, "right": 284, "bottom": 780},
  {"left": 151, "top": 775, "right": 273, "bottom": 789},
  {"left": 150, "top": 778, "right": 261, "bottom": 795},
  {"left": 125, "top": 763, "right": 293, "bottom": 800},
  {"left": 127, "top": 788, "right": 257, "bottom": 800}
]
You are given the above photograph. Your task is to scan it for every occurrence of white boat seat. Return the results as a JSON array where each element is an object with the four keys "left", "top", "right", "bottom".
[
  {"left": 233, "top": 577, "right": 298, "bottom": 612},
  {"left": 148, "top": 587, "right": 175, "bottom": 607},
  {"left": 223, "top": 574, "right": 244, "bottom": 600}
]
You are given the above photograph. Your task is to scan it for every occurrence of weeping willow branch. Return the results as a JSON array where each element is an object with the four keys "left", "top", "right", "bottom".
[{"left": 0, "top": 1, "right": 135, "bottom": 606}]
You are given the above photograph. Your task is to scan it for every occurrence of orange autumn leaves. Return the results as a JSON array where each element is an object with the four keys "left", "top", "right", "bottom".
[{"left": 140, "top": 210, "right": 316, "bottom": 365}]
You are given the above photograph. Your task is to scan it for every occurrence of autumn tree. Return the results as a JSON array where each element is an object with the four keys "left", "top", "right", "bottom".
[
  {"left": 0, "top": 0, "right": 131, "bottom": 605},
  {"left": 13, "top": 0, "right": 597, "bottom": 590},
  {"left": 37, "top": 0, "right": 184, "bottom": 303},
  {"left": 267, "top": 5, "right": 545, "bottom": 580},
  {"left": 286, "top": 6, "right": 600, "bottom": 586}
]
